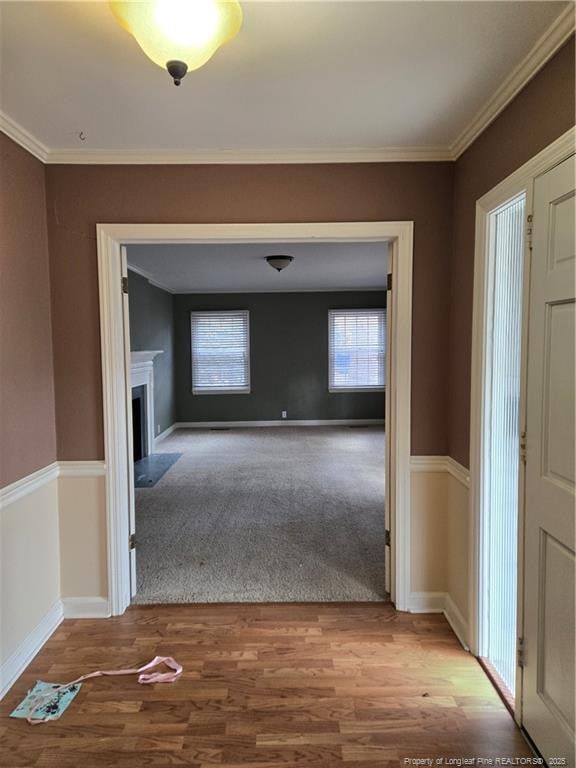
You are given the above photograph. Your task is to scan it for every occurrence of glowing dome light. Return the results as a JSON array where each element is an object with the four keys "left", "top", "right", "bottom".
[{"left": 110, "top": 0, "right": 243, "bottom": 85}]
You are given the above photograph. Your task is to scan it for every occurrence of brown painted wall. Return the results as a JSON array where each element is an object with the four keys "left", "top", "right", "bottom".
[
  {"left": 13, "top": 35, "right": 570, "bottom": 469},
  {"left": 449, "top": 36, "right": 575, "bottom": 468},
  {"left": 0, "top": 133, "right": 57, "bottom": 486},
  {"left": 45, "top": 161, "right": 454, "bottom": 460}
]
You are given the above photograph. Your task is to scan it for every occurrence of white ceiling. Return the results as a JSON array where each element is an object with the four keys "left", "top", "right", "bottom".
[
  {"left": 127, "top": 241, "right": 389, "bottom": 293},
  {"left": 0, "top": 1, "right": 571, "bottom": 161}
]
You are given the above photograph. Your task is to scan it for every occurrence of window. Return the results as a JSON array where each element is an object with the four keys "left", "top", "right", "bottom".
[
  {"left": 328, "top": 309, "right": 386, "bottom": 391},
  {"left": 481, "top": 193, "right": 525, "bottom": 697},
  {"left": 191, "top": 311, "right": 250, "bottom": 394}
]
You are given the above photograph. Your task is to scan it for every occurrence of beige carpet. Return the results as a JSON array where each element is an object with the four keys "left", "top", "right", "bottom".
[{"left": 133, "top": 426, "right": 387, "bottom": 603}]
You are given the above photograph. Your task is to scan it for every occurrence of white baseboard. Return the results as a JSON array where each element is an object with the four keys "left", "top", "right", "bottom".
[
  {"left": 0, "top": 600, "right": 63, "bottom": 699},
  {"left": 175, "top": 419, "right": 385, "bottom": 429},
  {"left": 154, "top": 423, "right": 177, "bottom": 446},
  {"left": 406, "top": 591, "right": 447, "bottom": 613},
  {"left": 407, "top": 591, "right": 470, "bottom": 651},
  {"left": 444, "top": 593, "right": 470, "bottom": 651},
  {"left": 62, "top": 597, "right": 110, "bottom": 619}
]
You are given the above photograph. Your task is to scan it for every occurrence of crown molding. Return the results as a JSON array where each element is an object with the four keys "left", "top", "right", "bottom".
[
  {"left": 44, "top": 145, "right": 452, "bottom": 164},
  {"left": 450, "top": 5, "right": 575, "bottom": 159},
  {"left": 0, "top": 109, "right": 451, "bottom": 163},
  {"left": 1, "top": 8, "right": 573, "bottom": 166},
  {"left": 0, "top": 111, "right": 49, "bottom": 162},
  {"left": 127, "top": 264, "right": 175, "bottom": 293}
]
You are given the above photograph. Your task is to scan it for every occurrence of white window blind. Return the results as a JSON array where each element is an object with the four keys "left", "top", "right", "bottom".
[
  {"left": 328, "top": 309, "right": 386, "bottom": 391},
  {"left": 191, "top": 311, "right": 250, "bottom": 394}
]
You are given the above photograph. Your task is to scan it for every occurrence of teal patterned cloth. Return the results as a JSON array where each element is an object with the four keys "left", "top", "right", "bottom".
[{"left": 11, "top": 681, "right": 82, "bottom": 722}]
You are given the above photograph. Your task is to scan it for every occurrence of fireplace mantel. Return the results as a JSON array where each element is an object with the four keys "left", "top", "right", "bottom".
[
  {"left": 130, "top": 351, "right": 163, "bottom": 457},
  {"left": 131, "top": 350, "right": 163, "bottom": 368}
]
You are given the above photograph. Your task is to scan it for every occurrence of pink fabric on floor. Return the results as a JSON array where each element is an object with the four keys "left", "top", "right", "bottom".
[{"left": 26, "top": 656, "right": 183, "bottom": 724}]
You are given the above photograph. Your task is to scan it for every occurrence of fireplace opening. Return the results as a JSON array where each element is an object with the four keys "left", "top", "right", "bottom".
[{"left": 132, "top": 385, "right": 147, "bottom": 461}]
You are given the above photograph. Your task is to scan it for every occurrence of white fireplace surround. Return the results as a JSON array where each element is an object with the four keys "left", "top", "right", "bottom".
[{"left": 130, "top": 350, "right": 163, "bottom": 457}]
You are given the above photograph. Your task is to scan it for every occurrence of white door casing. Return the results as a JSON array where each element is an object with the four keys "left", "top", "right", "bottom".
[
  {"left": 121, "top": 247, "right": 137, "bottom": 598},
  {"left": 97, "top": 222, "right": 413, "bottom": 615},
  {"left": 384, "top": 269, "right": 392, "bottom": 595},
  {"left": 522, "top": 154, "right": 575, "bottom": 764}
]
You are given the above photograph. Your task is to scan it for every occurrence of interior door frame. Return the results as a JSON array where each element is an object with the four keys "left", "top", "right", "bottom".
[
  {"left": 97, "top": 221, "right": 413, "bottom": 616},
  {"left": 469, "top": 127, "right": 575, "bottom": 723}
]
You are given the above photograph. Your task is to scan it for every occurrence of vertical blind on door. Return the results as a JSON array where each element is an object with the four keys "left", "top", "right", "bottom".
[
  {"left": 483, "top": 193, "right": 525, "bottom": 696},
  {"left": 191, "top": 311, "right": 250, "bottom": 394},
  {"left": 328, "top": 309, "right": 386, "bottom": 391}
]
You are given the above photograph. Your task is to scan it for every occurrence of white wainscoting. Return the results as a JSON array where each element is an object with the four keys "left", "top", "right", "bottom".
[
  {"left": 0, "top": 460, "right": 107, "bottom": 699},
  {"left": 408, "top": 456, "right": 471, "bottom": 650},
  {"left": 57, "top": 462, "right": 108, "bottom": 618},
  {"left": 0, "top": 466, "right": 61, "bottom": 699},
  {"left": 2, "top": 451, "right": 469, "bottom": 698},
  {"left": 0, "top": 600, "right": 63, "bottom": 700}
]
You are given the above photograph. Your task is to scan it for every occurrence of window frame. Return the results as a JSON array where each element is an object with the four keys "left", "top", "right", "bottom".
[
  {"left": 328, "top": 308, "right": 386, "bottom": 393},
  {"left": 190, "top": 309, "right": 251, "bottom": 395}
]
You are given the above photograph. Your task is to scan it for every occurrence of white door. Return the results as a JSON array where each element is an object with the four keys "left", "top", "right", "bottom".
[
  {"left": 522, "top": 155, "right": 575, "bottom": 763},
  {"left": 121, "top": 246, "right": 137, "bottom": 597}
]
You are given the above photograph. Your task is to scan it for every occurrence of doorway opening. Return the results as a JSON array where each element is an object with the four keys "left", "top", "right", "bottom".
[{"left": 125, "top": 240, "right": 390, "bottom": 604}]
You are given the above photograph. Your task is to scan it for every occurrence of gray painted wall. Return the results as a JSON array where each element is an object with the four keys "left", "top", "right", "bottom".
[
  {"left": 128, "top": 270, "right": 175, "bottom": 435},
  {"left": 174, "top": 292, "right": 386, "bottom": 423}
]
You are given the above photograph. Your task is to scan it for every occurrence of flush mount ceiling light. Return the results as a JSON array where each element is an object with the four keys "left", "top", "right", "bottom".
[
  {"left": 110, "top": 0, "right": 243, "bottom": 85},
  {"left": 266, "top": 255, "right": 294, "bottom": 272}
]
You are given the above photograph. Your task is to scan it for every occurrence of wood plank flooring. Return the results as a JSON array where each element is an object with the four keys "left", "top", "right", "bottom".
[{"left": 0, "top": 603, "right": 532, "bottom": 767}]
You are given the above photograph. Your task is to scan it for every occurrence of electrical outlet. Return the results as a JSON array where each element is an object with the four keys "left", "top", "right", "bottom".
[
  {"left": 282, "top": 411, "right": 287, "bottom": 419},
  {"left": 157, "top": 424, "right": 161, "bottom": 434}
]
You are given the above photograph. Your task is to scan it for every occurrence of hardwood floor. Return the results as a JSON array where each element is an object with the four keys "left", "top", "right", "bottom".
[{"left": 0, "top": 603, "right": 532, "bottom": 767}]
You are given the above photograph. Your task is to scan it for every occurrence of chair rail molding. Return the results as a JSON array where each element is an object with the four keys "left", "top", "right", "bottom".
[
  {"left": 0, "top": 462, "right": 58, "bottom": 509},
  {"left": 0, "top": 461, "right": 106, "bottom": 508},
  {"left": 410, "top": 455, "right": 470, "bottom": 487}
]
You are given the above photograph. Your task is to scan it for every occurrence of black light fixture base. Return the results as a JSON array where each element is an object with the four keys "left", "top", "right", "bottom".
[
  {"left": 166, "top": 60, "right": 188, "bottom": 86},
  {"left": 266, "top": 255, "right": 294, "bottom": 272}
]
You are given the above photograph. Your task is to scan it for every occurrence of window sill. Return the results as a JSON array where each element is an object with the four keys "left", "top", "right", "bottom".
[
  {"left": 192, "top": 389, "right": 251, "bottom": 396},
  {"left": 329, "top": 387, "right": 386, "bottom": 393}
]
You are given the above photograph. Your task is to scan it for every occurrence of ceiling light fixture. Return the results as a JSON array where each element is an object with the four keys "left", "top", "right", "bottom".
[
  {"left": 266, "top": 255, "right": 294, "bottom": 272},
  {"left": 110, "top": 0, "right": 243, "bottom": 86}
]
